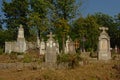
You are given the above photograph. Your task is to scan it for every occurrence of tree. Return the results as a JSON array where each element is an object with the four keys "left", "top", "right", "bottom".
[
  {"left": 0, "top": 15, "right": 2, "bottom": 30},
  {"left": 58, "top": 0, "right": 82, "bottom": 20},
  {"left": 54, "top": 18, "right": 70, "bottom": 52},
  {"left": 114, "top": 13, "right": 120, "bottom": 48},
  {"left": 92, "top": 12, "right": 118, "bottom": 48},
  {"left": 2, "top": 0, "right": 30, "bottom": 40},
  {"left": 29, "top": 0, "right": 50, "bottom": 38},
  {"left": 73, "top": 15, "right": 100, "bottom": 51},
  {"left": 49, "top": 0, "right": 83, "bottom": 52}
]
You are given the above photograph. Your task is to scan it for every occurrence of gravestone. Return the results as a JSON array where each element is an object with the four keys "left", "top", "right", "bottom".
[
  {"left": 5, "top": 24, "right": 37, "bottom": 53},
  {"left": 98, "top": 27, "right": 111, "bottom": 60},
  {"left": 17, "top": 24, "right": 26, "bottom": 53},
  {"left": 115, "top": 45, "right": 118, "bottom": 53},
  {"left": 45, "top": 32, "right": 57, "bottom": 67},
  {"left": 36, "top": 36, "right": 40, "bottom": 48},
  {"left": 5, "top": 42, "right": 12, "bottom": 53},
  {"left": 65, "top": 36, "right": 76, "bottom": 54},
  {"left": 40, "top": 39, "right": 46, "bottom": 55},
  {"left": 56, "top": 40, "right": 59, "bottom": 54}
]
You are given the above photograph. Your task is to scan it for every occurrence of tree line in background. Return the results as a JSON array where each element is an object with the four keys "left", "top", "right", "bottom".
[{"left": 0, "top": 0, "right": 120, "bottom": 52}]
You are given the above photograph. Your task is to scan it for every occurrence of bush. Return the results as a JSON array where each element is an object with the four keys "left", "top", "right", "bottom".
[
  {"left": 37, "top": 55, "right": 45, "bottom": 64},
  {"left": 23, "top": 54, "right": 32, "bottom": 63},
  {"left": 90, "top": 52, "right": 97, "bottom": 58},
  {"left": 9, "top": 52, "right": 18, "bottom": 60},
  {"left": 57, "top": 53, "right": 81, "bottom": 68},
  {"left": 0, "top": 48, "right": 4, "bottom": 54}
]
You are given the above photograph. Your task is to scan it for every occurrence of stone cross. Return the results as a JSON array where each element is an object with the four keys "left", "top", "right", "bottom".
[
  {"left": 47, "top": 32, "right": 55, "bottom": 40},
  {"left": 99, "top": 27, "right": 108, "bottom": 32}
]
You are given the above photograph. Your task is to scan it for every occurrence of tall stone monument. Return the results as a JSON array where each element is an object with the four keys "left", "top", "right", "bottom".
[
  {"left": 5, "top": 25, "right": 27, "bottom": 53},
  {"left": 45, "top": 32, "right": 57, "bottom": 66},
  {"left": 65, "top": 36, "right": 76, "bottom": 54},
  {"left": 98, "top": 27, "right": 111, "bottom": 60},
  {"left": 17, "top": 24, "right": 26, "bottom": 53}
]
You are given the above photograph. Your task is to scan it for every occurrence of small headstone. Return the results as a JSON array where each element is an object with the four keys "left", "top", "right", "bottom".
[
  {"left": 40, "top": 39, "right": 45, "bottom": 55},
  {"left": 5, "top": 42, "right": 12, "bottom": 53},
  {"left": 45, "top": 32, "right": 57, "bottom": 67},
  {"left": 65, "top": 36, "right": 76, "bottom": 54},
  {"left": 115, "top": 45, "right": 118, "bottom": 53},
  {"left": 98, "top": 27, "right": 111, "bottom": 60},
  {"left": 56, "top": 40, "right": 59, "bottom": 54}
]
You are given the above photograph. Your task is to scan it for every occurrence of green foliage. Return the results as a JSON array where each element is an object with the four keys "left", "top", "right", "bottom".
[
  {"left": 29, "top": 0, "right": 50, "bottom": 38},
  {"left": 72, "top": 15, "right": 100, "bottom": 51},
  {"left": 30, "top": 0, "right": 50, "bottom": 18},
  {"left": 38, "top": 55, "right": 45, "bottom": 64},
  {"left": 54, "top": 18, "right": 70, "bottom": 51},
  {"left": 52, "top": 0, "right": 82, "bottom": 20},
  {"left": 92, "top": 12, "right": 118, "bottom": 48},
  {"left": 57, "top": 53, "right": 69, "bottom": 63},
  {"left": 115, "top": 13, "right": 120, "bottom": 48},
  {"left": 23, "top": 54, "right": 32, "bottom": 63},
  {"left": 57, "top": 53, "right": 81, "bottom": 68},
  {"left": 0, "top": 48, "right": 4, "bottom": 55},
  {"left": 2, "top": 0, "right": 30, "bottom": 39}
]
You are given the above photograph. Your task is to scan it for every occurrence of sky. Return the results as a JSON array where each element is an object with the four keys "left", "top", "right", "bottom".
[
  {"left": 0, "top": 0, "right": 120, "bottom": 18},
  {"left": 82, "top": 0, "right": 120, "bottom": 17}
]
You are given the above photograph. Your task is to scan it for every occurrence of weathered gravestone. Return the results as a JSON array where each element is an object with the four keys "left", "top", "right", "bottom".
[
  {"left": 56, "top": 40, "right": 59, "bottom": 54},
  {"left": 5, "top": 24, "right": 27, "bottom": 53},
  {"left": 40, "top": 39, "right": 46, "bottom": 55},
  {"left": 65, "top": 36, "right": 76, "bottom": 54},
  {"left": 17, "top": 24, "right": 26, "bottom": 53},
  {"left": 36, "top": 36, "right": 40, "bottom": 48},
  {"left": 98, "top": 27, "right": 111, "bottom": 60},
  {"left": 115, "top": 45, "right": 118, "bottom": 53},
  {"left": 45, "top": 32, "right": 57, "bottom": 67}
]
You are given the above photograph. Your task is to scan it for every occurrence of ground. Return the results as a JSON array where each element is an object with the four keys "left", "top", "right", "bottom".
[
  {"left": 0, "top": 50, "right": 119, "bottom": 80},
  {"left": 0, "top": 60, "right": 119, "bottom": 80}
]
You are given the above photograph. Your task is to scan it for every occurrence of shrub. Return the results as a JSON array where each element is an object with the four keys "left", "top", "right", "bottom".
[
  {"left": 57, "top": 53, "right": 81, "bottom": 69},
  {"left": 9, "top": 52, "right": 18, "bottom": 60},
  {"left": 23, "top": 54, "right": 32, "bottom": 63},
  {"left": 0, "top": 48, "right": 4, "bottom": 55},
  {"left": 37, "top": 55, "right": 45, "bottom": 64}
]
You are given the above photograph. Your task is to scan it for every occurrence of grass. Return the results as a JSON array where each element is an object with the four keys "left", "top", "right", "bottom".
[{"left": 0, "top": 60, "right": 119, "bottom": 80}]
